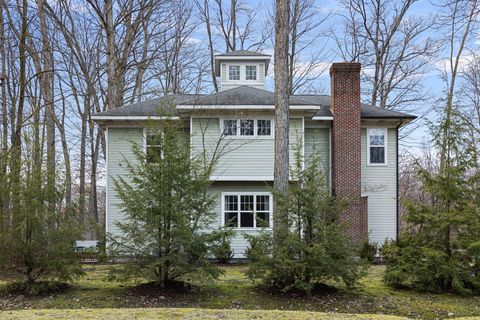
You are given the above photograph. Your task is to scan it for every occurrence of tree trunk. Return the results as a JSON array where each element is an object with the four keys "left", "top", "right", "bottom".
[{"left": 273, "top": 0, "right": 290, "bottom": 248}]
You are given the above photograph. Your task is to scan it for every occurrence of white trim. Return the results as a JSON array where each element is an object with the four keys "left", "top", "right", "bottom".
[
  {"left": 366, "top": 127, "right": 388, "bottom": 166},
  {"left": 177, "top": 105, "right": 320, "bottom": 110},
  {"left": 211, "top": 175, "right": 273, "bottom": 181},
  {"left": 92, "top": 116, "right": 180, "bottom": 121},
  {"left": 215, "top": 56, "right": 270, "bottom": 61},
  {"left": 312, "top": 116, "right": 333, "bottom": 121},
  {"left": 301, "top": 116, "right": 305, "bottom": 170},
  {"left": 105, "top": 127, "right": 109, "bottom": 235},
  {"left": 221, "top": 192, "right": 273, "bottom": 230},
  {"left": 189, "top": 116, "right": 193, "bottom": 160},
  {"left": 328, "top": 127, "right": 332, "bottom": 193}
]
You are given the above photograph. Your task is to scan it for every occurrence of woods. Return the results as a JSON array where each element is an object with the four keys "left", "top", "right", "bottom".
[{"left": 0, "top": 0, "right": 479, "bottom": 305}]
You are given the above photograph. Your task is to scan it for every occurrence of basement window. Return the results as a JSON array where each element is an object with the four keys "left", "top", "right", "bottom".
[
  {"left": 223, "top": 193, "right": 271, "bottom": 229},
  {"left": 367, "top": 128, "right": 387, "bottom": 165}
]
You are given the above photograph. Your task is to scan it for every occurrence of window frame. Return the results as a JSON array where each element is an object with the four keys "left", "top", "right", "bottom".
[
  {"left": 220, "top": 118, "right": 274, "bottom": 139},
  {"left": 366, "top": 127, "right": 388, "bottom": 166},
  {"left": 221, "top": 192, "right": 273, "bottom": 230},
  {"left": 245, "top": 65, "right": 257, "bottom": 81},
  {"left": 228, "top": 65, "right": 241, "bottom": 81},
  {"left": 144, "top": 128, "right": 163, "bottom": 163}
]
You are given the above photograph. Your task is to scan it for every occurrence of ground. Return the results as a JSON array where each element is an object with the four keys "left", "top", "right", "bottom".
[{"left": 0, "top": 265, "right": 479, "bottom": 320}]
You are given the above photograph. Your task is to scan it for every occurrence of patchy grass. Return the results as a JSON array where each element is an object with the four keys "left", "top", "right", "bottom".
[{"left": 0, "top": 264, "right": 479, "bottom": 320}]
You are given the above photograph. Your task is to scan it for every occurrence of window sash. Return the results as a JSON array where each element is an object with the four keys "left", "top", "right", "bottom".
[
  {"left": 223, "top": 194, "right": 271, "bottom": 229},
  {"left": 246, "top": 65, "right": 257, "bottom": 80},
  {"left": 229, "top": 65, "right": 240, "bottom": 80},
  {"left": 367, "top": 128, "right": 387, "bottom": 165}
]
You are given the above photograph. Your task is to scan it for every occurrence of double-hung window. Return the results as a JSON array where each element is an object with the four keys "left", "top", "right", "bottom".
[
  {"left": 145, "top": 129, "right": 162, "bottom": 163},
  {"left": 229, "top": 65, "right": 240, "bottom": 80},
  {"left": 245, "top": 65, "right": 257, "bottom": 80},
  {"left": 367, "top": 128, "right": 387, "bottom": 165},
  {"left": 223, "top": 193, "right": 271, "bottom": 228},
  {"left": 222, "top": 119, "right": 272, "bottom": 137}
]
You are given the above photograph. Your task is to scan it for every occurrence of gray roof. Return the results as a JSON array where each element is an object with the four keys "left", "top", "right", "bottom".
[
  {"left": 92, "top": 87, "right": 416, "bottom": 120},
  {"left": 179, "top": 86, "right": 315, "bottom": 106},
  {"left": 215, "top": 50, "right": 270, "bottom": 57}
]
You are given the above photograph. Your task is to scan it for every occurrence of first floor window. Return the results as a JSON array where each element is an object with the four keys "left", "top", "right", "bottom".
[
  {"left": 368, "top": 128, "right": 386, "bottom": 165},
  {"left": 223, "top": 194, "right": 271, "bottom": 228},
  {"left": 145, "top": 130, "right": 162, "bottom": 163}
]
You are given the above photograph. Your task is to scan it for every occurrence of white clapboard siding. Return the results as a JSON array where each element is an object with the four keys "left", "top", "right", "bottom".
[
  {"left": 361, "top": 128, "right": 397, "bottom": 244},
  {"left": 304, "top": 128, "right": 330, "bottom": 185},
  {"left": 191, "top": 117, "right": 302, "bottom": 179}
]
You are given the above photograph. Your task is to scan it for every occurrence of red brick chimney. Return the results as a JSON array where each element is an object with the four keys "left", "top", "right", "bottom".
[{"left": 330, "top": 63, "right": 368, "bottom": 242}]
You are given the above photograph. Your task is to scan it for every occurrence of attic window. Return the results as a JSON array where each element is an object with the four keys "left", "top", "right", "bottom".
[
  {"left": 229, "top": 65, "right": 240, "bottom": 80},
  {"left": 246, "top": 65, "right": 257, "bottom": 80}
]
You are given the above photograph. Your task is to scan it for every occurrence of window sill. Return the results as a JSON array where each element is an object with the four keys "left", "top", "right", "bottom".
[
  {"left": 225, "top": 227, "right": 272, "bottom": 232},
  {"left": 366, "top": 163, "right": 388, "bottom": 167}
]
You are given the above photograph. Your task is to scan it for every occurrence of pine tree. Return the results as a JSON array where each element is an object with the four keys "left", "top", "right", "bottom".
[
  {"left": 108, "top": 122, "right": 225, "bottom": 288},
  {"left": 246, "top": 146, "right": 367, "bottom": 293},
  {"left": 384, "top": 114, "right": 480, "bottom": 294}
]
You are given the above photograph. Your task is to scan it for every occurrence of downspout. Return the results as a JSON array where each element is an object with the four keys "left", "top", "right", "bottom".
[{"left": 396, "top": 120, "right": 403, "bottom": 241}]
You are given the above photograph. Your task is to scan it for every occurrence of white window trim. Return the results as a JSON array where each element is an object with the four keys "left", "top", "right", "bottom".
[
  {"left": 143, "top": 127, "right": 164, "bottom": 161},
  {"left": 221, "top": 192, "right": 273, "bottom": 230},
  {"left": 219, "top": 117, "right": 274, "bottom": 139},
  {"left": 367, "top": 127, "right": 388, "bottom": 166}
]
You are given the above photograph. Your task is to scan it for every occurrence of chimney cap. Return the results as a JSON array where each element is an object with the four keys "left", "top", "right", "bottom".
[{"left": 330, "top": 62, "right": 361, "bottom": 73}]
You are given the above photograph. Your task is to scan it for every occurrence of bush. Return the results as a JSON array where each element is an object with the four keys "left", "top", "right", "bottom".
[
  {"left": 211, "top": 229, "right": 235, "bottom": 264},
  {"left": 359, "top": 240, "right": 378, "bottom": 263},
  {"left": 245, "top": 151, "right": 367, "bottom": 293}
]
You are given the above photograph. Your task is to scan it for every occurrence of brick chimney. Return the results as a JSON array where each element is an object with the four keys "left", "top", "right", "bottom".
[{"left": 330, "top": 63, "right": 368, "bottom": 242}]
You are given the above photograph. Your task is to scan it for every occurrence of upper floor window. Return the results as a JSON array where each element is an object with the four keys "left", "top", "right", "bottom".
[
  {"left": 367, "top": 128, "right": 387, "bottom": 165},
  {"left": 245, "top": 65, "right": 257, "bottom": 80},
  {"left": 222, "top": 119, "right": 272, "bottom": 137},
  {"left": 223, "top": 193, "right": 271, "bottom": 228},
  {"left": 145, "top": 129, "right": 162, "bottom": 163},
  {"left": 229, "top": 65, "right": 240, "bottom": 80}
]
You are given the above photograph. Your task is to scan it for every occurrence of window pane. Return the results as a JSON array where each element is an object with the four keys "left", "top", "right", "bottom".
[
  {"left": 240, "top": 212, "right": 254, "bottom": 227},
  {"left": 146, "top": 146, "right": 162, "bottom": 162},
  {"left": 229, "top": 65, "right": 240, "bottom": 80},
  {"left": 240, "top": 195, "right": 254, "bottom": 211},
  {"left": 240, "top": 120, "right": 254, "bottom": 136},
  {"left": 256, "top": 212, "right": 269, "bottom": 228},
  {"left": 246, "top": 65, "right": 257, "bottom": 80},
  {"left": 256, "top": 195, "right": 269, "bottom": 211},
  {"left": 224, "top": 195, "right": 238, "bottom": 211},
  {"left": 223, "top": 120, "right": 237, "bottom": 136},
  {"left": 257, "top": 120, "right": 271, "bottom": 136},
  {"left": 369, "top": 129, "right": 385, "bottom": 146},
  {"left": 370, "top": 147, "right": 385, "bottom": 164},
  {"left": 225, "top": 212, "right": 238, "bottom": 227}
]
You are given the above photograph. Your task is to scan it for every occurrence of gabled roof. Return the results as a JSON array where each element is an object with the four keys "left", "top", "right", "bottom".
[{"left": 91, "top": 87, "right": 416, "bottom": 121}]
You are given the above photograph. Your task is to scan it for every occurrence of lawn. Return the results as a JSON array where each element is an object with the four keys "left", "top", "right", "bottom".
[{"left": 0, "top": 264, "right": 479, "bottom": 320}]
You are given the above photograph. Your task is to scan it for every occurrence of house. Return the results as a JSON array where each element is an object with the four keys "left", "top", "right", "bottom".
[{"left": 92, "top": 50, "right": 416, "bottom": 257}]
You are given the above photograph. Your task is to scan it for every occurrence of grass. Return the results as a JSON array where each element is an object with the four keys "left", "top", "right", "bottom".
[{"left": 0, "top": 264, "right": 479, "bottom": 320}]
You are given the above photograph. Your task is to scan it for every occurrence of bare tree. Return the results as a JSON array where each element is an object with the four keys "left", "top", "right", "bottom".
[
  {"left": 273, "top": 0, "right": 290, "bottom": 247},
  {"left": 337, "top": 0, "right": 438, "bottom": 116}
]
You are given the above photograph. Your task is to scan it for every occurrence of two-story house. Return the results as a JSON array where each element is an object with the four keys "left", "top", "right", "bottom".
[{"left": 93, "top": 50, "right": 416, "bottom": 257}]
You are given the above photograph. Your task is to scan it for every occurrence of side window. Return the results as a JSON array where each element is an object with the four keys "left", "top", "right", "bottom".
[
  {"left": 228, "top": 65, "right": 240, "bottom": 80},
  {"left": 145, "top": 130, "right": 162, "bottom": 163},
  {"left": 245, "top": 65, "right": 257, "bottom": 80},
  {"left": 368, "top": 128, "right": 387, "bottom": 165}
]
